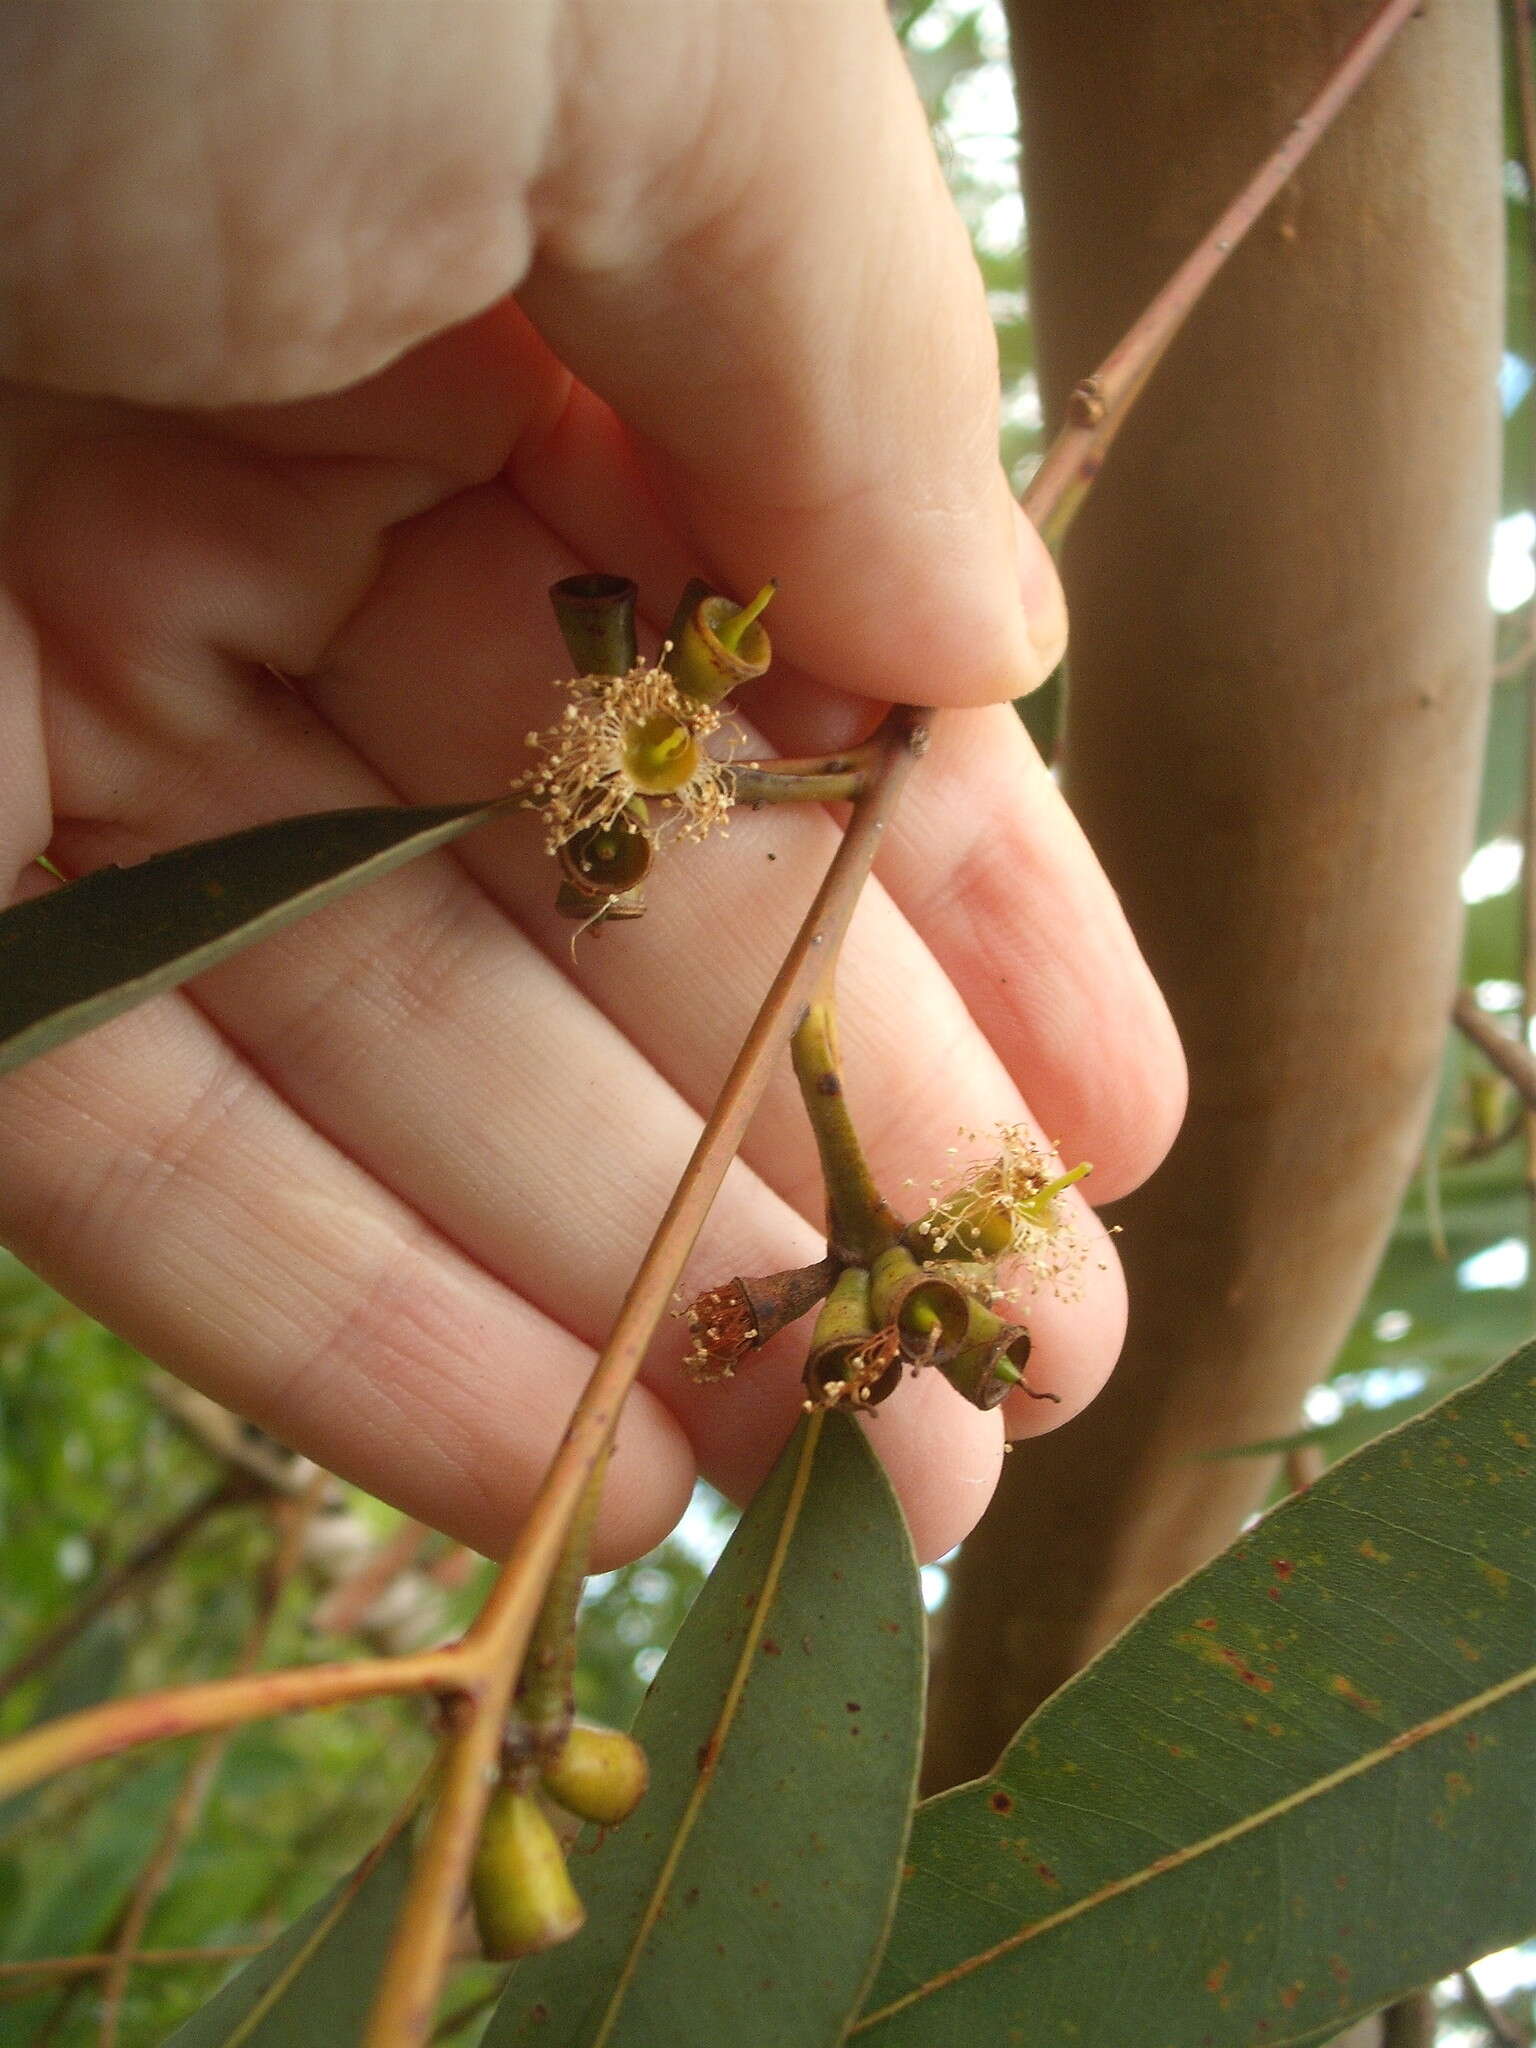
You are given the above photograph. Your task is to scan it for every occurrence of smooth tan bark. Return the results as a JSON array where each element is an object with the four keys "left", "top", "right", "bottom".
[{"left": 927, "top": 0, "right": 1501, "bottom": 1785}]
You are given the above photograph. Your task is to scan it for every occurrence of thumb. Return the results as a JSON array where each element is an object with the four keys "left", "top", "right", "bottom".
[{"left": 518, "top": 0, "right": 1065, "bottom": 707}]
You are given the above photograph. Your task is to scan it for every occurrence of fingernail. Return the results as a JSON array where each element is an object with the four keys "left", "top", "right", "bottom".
[{"left": 1013, "top": 498, "right": 1069, "bottom": 680}]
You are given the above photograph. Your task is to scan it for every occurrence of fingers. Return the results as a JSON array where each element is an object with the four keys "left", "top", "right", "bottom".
[
  {"left": 0, "top": 991, "right": 696, "bottom": 1569},
  {"left": 291, "top": 483, "right": 1129, "bottom": 1433},
  {"left": 0, "top": 0, "right": 1064, "bottom": 706},
  {"left": 520, "top": 1, "right": 1066, "bottom": 703}
]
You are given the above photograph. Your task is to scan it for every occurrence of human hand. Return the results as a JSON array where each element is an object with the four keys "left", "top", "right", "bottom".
[{"left": 0, "top": 0, "right": 1183, "bottom": 1564}]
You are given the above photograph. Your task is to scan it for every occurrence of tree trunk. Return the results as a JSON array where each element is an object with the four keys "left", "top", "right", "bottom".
[{"left": 926, "top": 0, "right": 1501, "bottom": 1786}]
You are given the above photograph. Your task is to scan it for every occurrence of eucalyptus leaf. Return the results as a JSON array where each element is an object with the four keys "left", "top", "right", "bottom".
[
  {"left": 486, "top": 1411, "right": 925, "bottom": 2048},
  {"left": 162, "top": 1822, "right": 414, "bottom": 2048},
  {"left": 855, "top": 1344, "right": 1536, "bottom": 2045},
  {"left": 0, "top": 800, "right": 512, "bottom": 1077}
]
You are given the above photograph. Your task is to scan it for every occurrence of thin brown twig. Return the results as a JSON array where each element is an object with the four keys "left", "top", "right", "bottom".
[
  {"left": 0, "top": 1946, "right": 266, "bottom": 1989},
  {"left": 96, "top": 1474, "right": 331, "bottom": 2048},
  {"left": 0, "top": 1475, "right": 258, "bottom": 1702},
  {"left": 1460, "top": 1965, "right": 1530, "bottom": 2047},
  {"left": 1022, "top": 0, "right": 1425, "bottom": 545},
  {"left": 1453, "top": 987, "right": 1536, "bottom": 1112}
]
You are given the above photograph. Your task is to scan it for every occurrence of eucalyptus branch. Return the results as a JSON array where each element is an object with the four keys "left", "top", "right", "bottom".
[
  {"left": 1021, "top": 0, "right": 1424, "bottom": 547},
  {"left": 510, "top": 1449, "right": 610, "bottom": 1752},
  {"left": 729, "top": 746, "right": 877, "bottom": 807},
  {"left": 359, "top": 703, "right": 931, "bottom": 2047},
  {"left": 0, "top": 1947, "right": 266, "bottom": 1991},
  {"left": 0, "top": 5, "right": 1433, "bottom": 2030},
  {"left": 1452, "top": 988, "right": 1536, "bottom": 1113}
]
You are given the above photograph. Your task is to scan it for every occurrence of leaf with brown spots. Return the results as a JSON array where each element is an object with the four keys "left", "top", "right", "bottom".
[
  {"left": 486, "top": 1412, "right": 923, "bottom": 2047},
  {"left": 855, "top": 1343, "right": 1536, "bottom": 2044}
]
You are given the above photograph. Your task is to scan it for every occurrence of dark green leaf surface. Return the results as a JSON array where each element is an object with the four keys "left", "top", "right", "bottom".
[
  {"left": 856, "top": 1347, "right": 1536, "bottom": 2046},
  {"left": 0, "top": 801, "right": 509, "bottom": 1077},
  {"left": 486, "top": 1412, "right": 925, "bottom": 2048},
  {"left": 162, "top": 1824, "right": 413, "bottom": 2048}
]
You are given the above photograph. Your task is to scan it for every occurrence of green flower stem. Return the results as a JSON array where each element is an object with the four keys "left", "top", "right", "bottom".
[
  {"left": 791, "top": 998, "right": 903, "bottom": 1265},
  {"left": 730, "top": 748, "right": 876, "bottom": 807},
  {"left": 513, "top": 1445, "right": 611, "bottom": 1754}
]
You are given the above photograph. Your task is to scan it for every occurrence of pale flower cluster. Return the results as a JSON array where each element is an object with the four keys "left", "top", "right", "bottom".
[{"left": 515, "top": 663, "right": 734, "bottom": 854}]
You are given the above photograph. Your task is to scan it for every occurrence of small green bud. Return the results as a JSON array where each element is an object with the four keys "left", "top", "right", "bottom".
[
  {"left": 542, "top": 1724, "right": 649, "bottom": 1827},
  {"left": 472, "top": 1785, "right": 586, "bottom": 1960}
]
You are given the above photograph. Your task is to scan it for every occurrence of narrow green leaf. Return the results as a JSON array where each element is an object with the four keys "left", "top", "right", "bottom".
[
  {"left": 485, "top": 1411, "right": 925, "bottom": 2048},
  {"left": 0, "top": 800, "right": 511, "bottom": 1077},
  {"left": 856, "top": 1344, "right": 1536, "bottom": 2045},
  {"left": 162, "top": 1822, "right": 414, "bottom": 2048}
]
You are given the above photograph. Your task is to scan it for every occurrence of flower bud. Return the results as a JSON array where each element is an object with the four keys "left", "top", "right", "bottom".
[
  {"left": 542, "top": 1724, "right": 649, "bottom": 1828},
  {"left": 549, "top": 573, "right": 638, "bottom": 677},
  {"left": 471, "top": 1785, "right": 586, "bottom": 1960}
]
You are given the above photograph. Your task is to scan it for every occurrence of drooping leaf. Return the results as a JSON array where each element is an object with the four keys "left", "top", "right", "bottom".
[
  {"left": 0, "top": 800, "right": 511, "bottom": 1077},
  {"left": 485, "top": 1411, "right": 925, "bottom": 2048},
  {"left": 161, "top": 1821, "right": 414, "bottom": 2048},
  {"left": 855, "top": 1344, "right": 1536, "bottom": 2045}
]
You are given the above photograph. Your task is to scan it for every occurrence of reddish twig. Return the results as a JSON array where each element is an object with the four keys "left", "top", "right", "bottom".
[
  {"left": 360, "top": 705, "right": 931, "bottom": 2047},
  {"left": 1453, "top": 988, "right": 1536, "bottom": 1112},
  {"left": 0, "top": 1946, "right": 265, "bottom": 1992},
  {"left": 1022, "top": 0, "right": 1424, "bottom": 544}
]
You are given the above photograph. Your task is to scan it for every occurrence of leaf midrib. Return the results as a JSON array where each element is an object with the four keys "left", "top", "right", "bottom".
[
  {"left": 586, "top": 1411, "right": 826, "bottom": 2048},
  {"left": 851, "top": 1659, "right": 1536, "bottom": 2033}
]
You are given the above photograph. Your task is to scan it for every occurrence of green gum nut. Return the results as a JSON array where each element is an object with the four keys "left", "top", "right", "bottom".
[
  {"left": 664, "top": 580, "right": 774, "bottom": 705},
  {"left": 549, "top": 573, "right": 638, "bottom": 676},
  {"left": 557, "top": 804, "right": 653, "bottom": 900},
  {"left": 869, "top": 1246, "right": 971, "bottom": 1366},
  {"left": 622, "top": 713, "right": 701, "bottom": 795},
  {"left": 940, "top": 1301, "right": 1035, "bottom": 1411},
  {"left": 542, "top": 1724, "right": 649, "bottom": 1828},
  {"left": 471, "top": 1785, "right": 586, "bottom": 1960}
]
